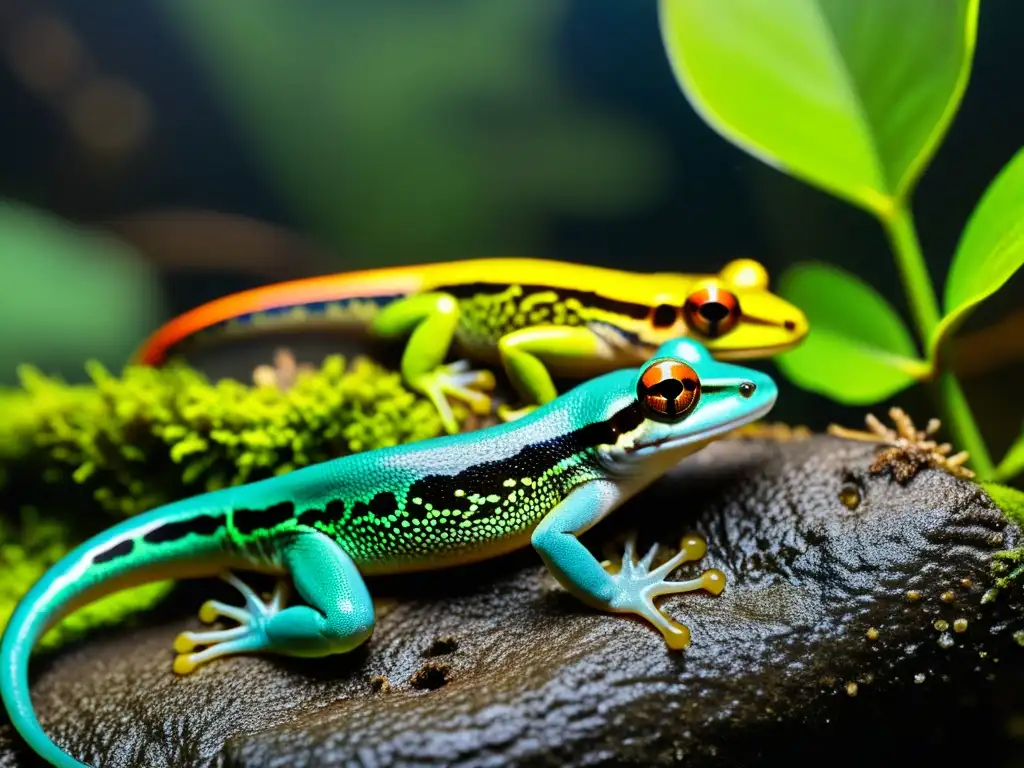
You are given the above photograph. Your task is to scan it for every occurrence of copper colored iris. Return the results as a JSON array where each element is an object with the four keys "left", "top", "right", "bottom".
[
  {"left": 683, "top": 286, "right": 740, "bottom": 337},
  {"left": 638, "top": 360, "right": 700, "bottom": 419}
]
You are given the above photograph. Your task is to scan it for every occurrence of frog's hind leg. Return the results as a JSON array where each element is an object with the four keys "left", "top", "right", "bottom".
[
  {"left": 496, "top": 325, "right": 612, "bottom": 422},
  {"left": 370, "top": 292, "right": 496, "bottom": 433},
  {"left": 172, "top": 532, "right": 374, "bottom": 674}
]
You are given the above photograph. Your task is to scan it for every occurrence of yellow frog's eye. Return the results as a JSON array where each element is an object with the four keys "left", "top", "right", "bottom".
[
  {"left": 682, "top": 286, "right": 741, "bottom": 337},
  {"left": 638, "top": 360, "right": 701, "bottom": 420}
]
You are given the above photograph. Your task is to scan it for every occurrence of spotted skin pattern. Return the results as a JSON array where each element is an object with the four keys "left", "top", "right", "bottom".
[
  {"left": 133, "top": 257, "right": 806, "bottom": 433},
  {"left": 2, "top": 338, "right": 778, "bottom": 768}
]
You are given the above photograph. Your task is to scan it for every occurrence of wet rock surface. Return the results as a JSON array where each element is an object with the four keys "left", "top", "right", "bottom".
[{"left": 2, "top": 435, "right": 1023, "bottom": 767}]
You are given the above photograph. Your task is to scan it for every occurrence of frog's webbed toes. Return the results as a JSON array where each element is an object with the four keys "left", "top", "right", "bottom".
[
  {"left": 606, "top": 533, "right": 725, "bottom": 650},
  {"left": 413, "top": 360, "right": 497, "bottom": 432},
  {"left": 434, "top": 360, "right": 496, "bottom": 407},
  {"left": 173, "top": 573, "right": 291, "bottom": 675}
]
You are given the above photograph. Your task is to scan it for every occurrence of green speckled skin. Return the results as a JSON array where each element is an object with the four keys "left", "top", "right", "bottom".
[
  {"left": 1, "top": 338, "right": 777, "bottom": 768},
  {"left": 454, "top": 285, "right": 590, "bottom": 343}
]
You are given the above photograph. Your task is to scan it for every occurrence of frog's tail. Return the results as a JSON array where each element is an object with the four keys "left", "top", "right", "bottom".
[{"left": 1, "top": 503, "right": 230, "bottom": 767}]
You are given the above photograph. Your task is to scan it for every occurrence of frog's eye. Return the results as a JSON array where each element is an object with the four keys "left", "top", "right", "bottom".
[
  {"left": 637, "top": 360, "right": 701, "bottom": 420},
  {"left": 682, "top": 287, "right": 741, "bottom": 337}
]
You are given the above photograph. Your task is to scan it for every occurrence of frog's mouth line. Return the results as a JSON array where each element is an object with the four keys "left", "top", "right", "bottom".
[{"left": 628, "top": 398, "right": 776, "bottom": 456}]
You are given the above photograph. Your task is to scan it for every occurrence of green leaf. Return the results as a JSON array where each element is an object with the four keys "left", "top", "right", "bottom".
[
  {"left": 774, "top": 263, "right": 927, "bottom": 403},
  {"left": 0, "top": 201, "right": 163, "bottom": 382},
  {"left": 932, "top": 147, "right": 1024, "bottom": 357},
  {"left": 659, "top": 0, "right": 978, "bottom": 218},
  {"left": 992, "top": 428, "right": 1024, "bottom": 484}
]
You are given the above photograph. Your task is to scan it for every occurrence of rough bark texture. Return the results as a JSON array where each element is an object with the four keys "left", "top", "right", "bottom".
[{"left": 2, "top": 435, "right": 1023, "bottom": 767}]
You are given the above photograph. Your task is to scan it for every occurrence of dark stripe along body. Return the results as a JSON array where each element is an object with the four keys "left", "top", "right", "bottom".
[{"left": 89, "top": 401, "right": 644, "bottom": 572}]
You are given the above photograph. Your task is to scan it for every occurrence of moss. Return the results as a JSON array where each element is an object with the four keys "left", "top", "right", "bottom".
[
  {"left": 0, "top": 354, "right": 468, "bottom": 646},
  {"left": 982, "top": 483, "right": 1024, "bottom": 591},
  {"left": 984, "top": 483, "right": 1024, "bottom": 529}
]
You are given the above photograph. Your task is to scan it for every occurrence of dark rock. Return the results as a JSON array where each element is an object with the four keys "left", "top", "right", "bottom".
[{"left": 2, "top": 435, "right": 1024, "bottom": 767}]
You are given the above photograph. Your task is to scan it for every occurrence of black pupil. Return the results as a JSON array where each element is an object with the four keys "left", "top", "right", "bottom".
[
  {"left": 644, "top": 376, "right": 697, "bottom": 417},
  {"left": 649, "top": 379, "right": 683, "bottom": 401},
  {"left": 699, "top": 301, "right": 730, "bottom": 322},
  {"left": 739, "top": 382, "right": 755, "bottom": 397}
]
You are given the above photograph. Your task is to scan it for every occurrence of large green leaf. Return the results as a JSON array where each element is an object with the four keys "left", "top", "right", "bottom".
[
  {"left": 659, "top": 0, "right": 978, "bottom": 218},
  {"left": 0, "top": 201, "right": 162, "bottom": 381},
  {"left": 775, "top": 263, "right": 927, "bottom": 403},
  {"left": 932, "top": 147, "right": 1024, "bottom": 357}
]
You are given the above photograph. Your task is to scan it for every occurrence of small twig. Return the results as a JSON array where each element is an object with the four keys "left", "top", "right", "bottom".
[{"left": 828, "top": 407, "right": 975, "bottom": 482}]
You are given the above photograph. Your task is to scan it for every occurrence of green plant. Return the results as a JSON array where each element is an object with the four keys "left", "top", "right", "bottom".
[{"left": 658, "top": 0, "right": 1023, "bottom": 482}]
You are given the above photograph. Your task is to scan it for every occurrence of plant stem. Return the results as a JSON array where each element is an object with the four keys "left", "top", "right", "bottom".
[
  {"left": 883, "top": 204, "right": 941, "bottom": 340},
  {"left": 882, "top": 203, "right": 994, "bottom": 479},
  {"left": 938, "top": 370, "right": 994, "bottom": 478}
]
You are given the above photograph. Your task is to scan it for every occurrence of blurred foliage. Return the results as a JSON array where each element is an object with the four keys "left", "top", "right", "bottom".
[
  {"left": 659, "top": 0, "right": 1024, "bottom": 483},
  {"left": 156, "top": 0, "right": 668, "bottom": 265},
  {"left": 0, "top": 353, "right": 465, "bottom": 646},
  {"left": 0, "top": 200, "right": 163, "bottom": 383}
]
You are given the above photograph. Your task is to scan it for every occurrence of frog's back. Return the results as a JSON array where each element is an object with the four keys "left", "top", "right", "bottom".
[
  {"left": 242, "top": 380, "right": 614, "bottom": 575},
  {"left": 420, "top": 257, "right": 690, "bottom": 304}
]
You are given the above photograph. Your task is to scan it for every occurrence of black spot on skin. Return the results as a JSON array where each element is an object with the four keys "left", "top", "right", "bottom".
[
  {"left": 592, "top": 401, "right": 645, "bottom": 445},
  {"left": 143, "top": 513, "right": 224, "bottom": 544},
  {"left": 369, "top": 492, "right": 398, "bottom": 517},
  {"left": 233, "top": 501, "right": 295, "bottom": 535},
  {"left": 92, "top": 539, "right": 134, "bottom": 565},
  {"left": 298, "top": 498, "right": 345, "bottom": 528},
  {"left": 652, "top": 303, "right": 677, "bottom": 328}
]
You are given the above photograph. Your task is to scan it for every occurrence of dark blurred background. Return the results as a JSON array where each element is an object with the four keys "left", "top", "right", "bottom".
[{"left": 0, "top": 0, "right": 1020, "bottom": 454}]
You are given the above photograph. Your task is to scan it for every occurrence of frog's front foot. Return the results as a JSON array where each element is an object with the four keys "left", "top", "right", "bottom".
[
  {"left": 172, "top": 573, "right": 290, "bottom": 674},
  {"left": 412, "top": 360, "right": 496, "bottom": 434},
  {"left": 604, "top": 533, "right": 725, "bottom": 650}
]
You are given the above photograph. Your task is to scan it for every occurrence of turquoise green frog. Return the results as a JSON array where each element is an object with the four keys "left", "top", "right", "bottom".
[{"left": 1, "top": 337, "right": 777, "bottom": 767}]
